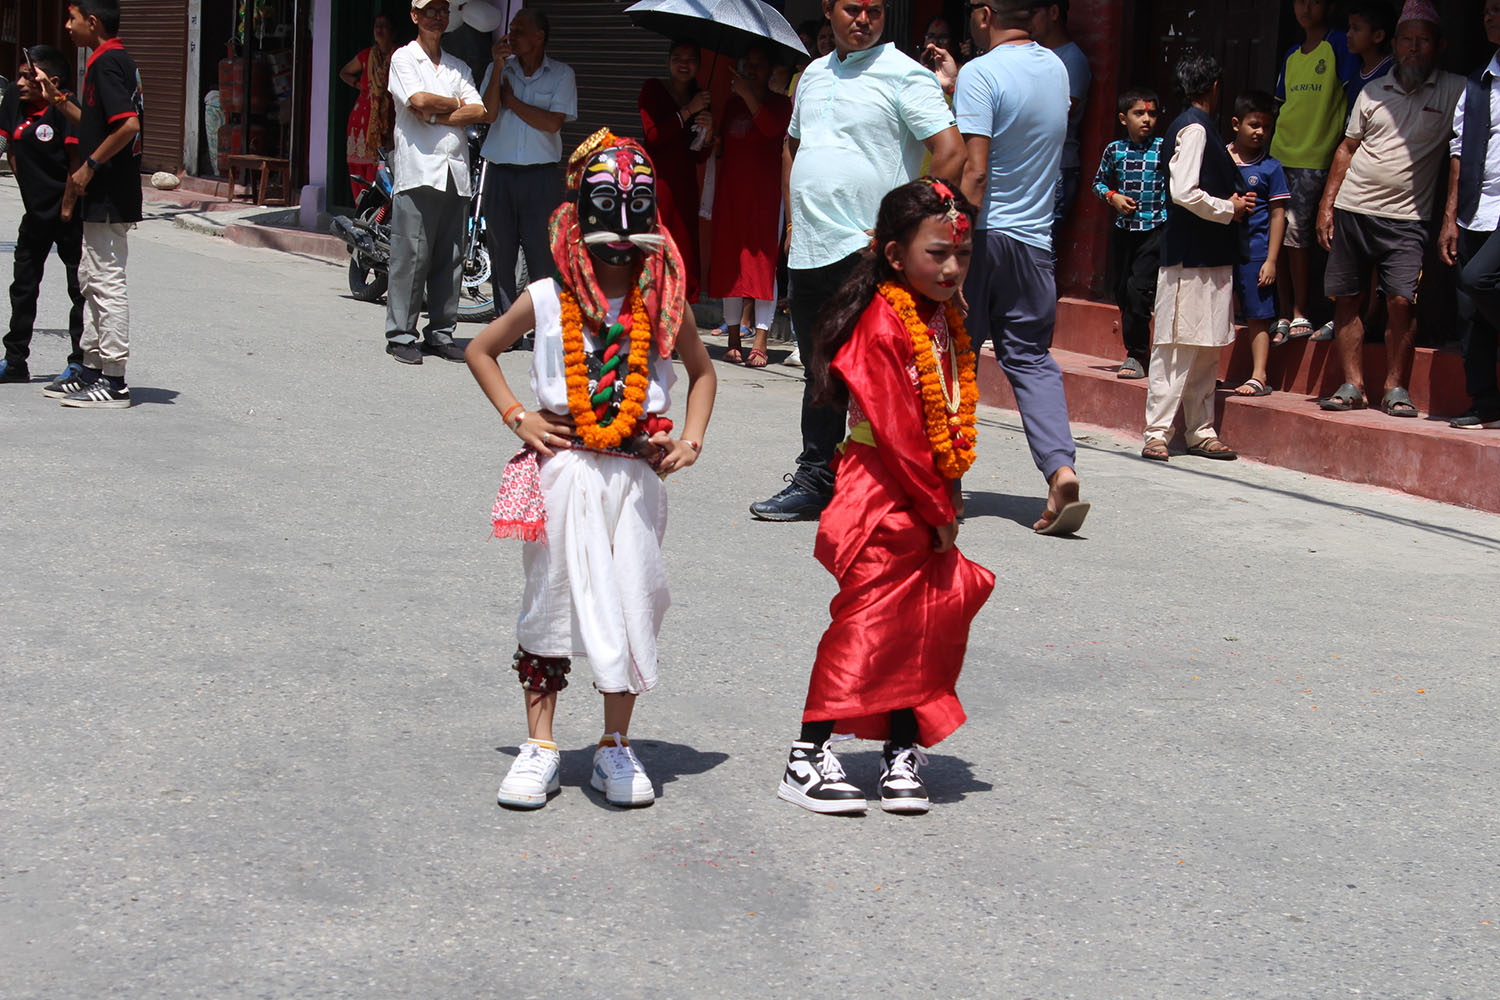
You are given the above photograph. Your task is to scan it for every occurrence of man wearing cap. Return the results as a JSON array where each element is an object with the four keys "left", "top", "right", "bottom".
[
  {"left": 1314, "top": 0, "right": 1463, "bottom": 416},
  {"left": 383, "top": 0, "right": 488, "bottom": 365}
]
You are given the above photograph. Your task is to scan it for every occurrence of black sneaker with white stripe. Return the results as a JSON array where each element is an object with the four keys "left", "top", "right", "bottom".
[
  {"left": 878, "top": 743, "right": 930, "bottom": 814},
  {"left": 42, "top": 365, "right": 94, "bottom": 398},
  {"left": 60, "top": 378, "right": 130, "bottom": 408},
  {"left": 777, "top": 739, "right": 866, "bottom": 814}
]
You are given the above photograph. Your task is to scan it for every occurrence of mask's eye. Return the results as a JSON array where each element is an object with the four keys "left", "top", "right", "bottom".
[
  {"left": 590, "top": 184, "right": 618, "bottom": 214},
  {"left": 630, "top": 195, "right": 653, "bottom": 215}
]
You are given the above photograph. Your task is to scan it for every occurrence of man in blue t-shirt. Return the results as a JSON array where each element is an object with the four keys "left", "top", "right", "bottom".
[{"left": 956, "top": 0, "right": 1088, "bottom": 537}]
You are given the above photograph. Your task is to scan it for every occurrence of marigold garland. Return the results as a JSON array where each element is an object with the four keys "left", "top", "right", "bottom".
[
  {"left": 877, "top": 281, "right": 978, "bottom": 479},
  {"left": 560, "top": 282, "right": 652, "bottom": 450}
]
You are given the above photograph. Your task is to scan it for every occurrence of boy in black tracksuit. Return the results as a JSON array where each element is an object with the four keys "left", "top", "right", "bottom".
[{"left": 0, "top": 45, "right": 83, "bottom": 385}]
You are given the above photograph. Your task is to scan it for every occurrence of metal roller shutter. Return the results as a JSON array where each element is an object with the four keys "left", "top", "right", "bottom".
[
  {"left": 529, "top": 0, "right": 673, "bottom": 153},
  {"left": 122, "top": 0, "right": 188, "bottom": 172}
]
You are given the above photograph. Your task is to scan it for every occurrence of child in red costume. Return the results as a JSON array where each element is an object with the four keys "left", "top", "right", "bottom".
[{"left": 777, "top": 179, "right": 995, "bottom": 816}]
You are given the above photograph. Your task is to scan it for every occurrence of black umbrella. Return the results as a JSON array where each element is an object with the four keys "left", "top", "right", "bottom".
[{"left": 624, "top": 0, "right": 809, "bottom": 65}]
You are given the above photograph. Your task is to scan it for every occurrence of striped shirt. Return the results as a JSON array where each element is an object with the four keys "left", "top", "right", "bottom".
[{"left": 1093, "top": 137, "right": 1166, "bottom": 231}]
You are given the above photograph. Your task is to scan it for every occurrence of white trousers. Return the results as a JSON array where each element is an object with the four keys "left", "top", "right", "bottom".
[
  {"left": 725, "top": 296, "right": 775, "bottom": 331},
  {"left": 517, "top": 449, "right": 669, "bottom": 694},
  {"left": 79, "top": 221, "right": 131, "bottom": 377},
  {"left": 1144, "top": 342, "right": 1222, "bottom": 446}
]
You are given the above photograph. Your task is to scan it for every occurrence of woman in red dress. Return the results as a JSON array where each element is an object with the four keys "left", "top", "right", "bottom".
[
  {"left": 776, "top": 180, "right": 994, "bottom": 816},
  {"left": 706, "top": 46, "right": 792, "bottom": 368},
  {"left": 338, "top": 14, "right": 395, "bottom": 200},
  {"left": 639, "top": 41, "right": 714, "bottom": 303}
]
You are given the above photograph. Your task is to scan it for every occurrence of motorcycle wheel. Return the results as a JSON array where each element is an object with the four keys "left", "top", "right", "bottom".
[
  {"left": 347, "top": 203, "right": 388, "bottom": 303},
  {"left": 458, "top": 241, "right": 495, "bottom": 323}
]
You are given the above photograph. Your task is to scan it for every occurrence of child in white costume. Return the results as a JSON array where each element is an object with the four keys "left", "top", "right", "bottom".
[{"left": 467, "top": 129, "right": 716, "bottom": 810}]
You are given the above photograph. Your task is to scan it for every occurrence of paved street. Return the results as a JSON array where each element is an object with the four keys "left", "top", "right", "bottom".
[{"left": 4, "top": 186, "right": 1500, "bottom": 999}]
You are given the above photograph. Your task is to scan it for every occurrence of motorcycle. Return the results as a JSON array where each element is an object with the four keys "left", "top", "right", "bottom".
[{"left": 329, "top": 124, "right": 500, "bottom": 323}]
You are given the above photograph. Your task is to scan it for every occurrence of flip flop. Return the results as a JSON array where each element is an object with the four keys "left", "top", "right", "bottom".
[
  {"left": 1186, "top": 438, "right": 1238, "bottom": 460},
  {"left": 1286, "top": 317, "right": 1314, "bottom": 340},
  {"left": 1319, "top": 383, "right": 1365, "bottom": 411},
  {"left": 1380, "top": 387, "right": 1419, "bottom": 418},
  {"left": 1034, "top": 500, "right": 1090, "bottom": 536},
  {"left": 1232, "top": 377, "right": 1271, "bottom": 397}
]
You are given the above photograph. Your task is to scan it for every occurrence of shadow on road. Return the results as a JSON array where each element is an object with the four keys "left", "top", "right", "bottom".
[
  {"left": 832, "top": 748, "right": 994, "bottom": 804},
  {"left": 961, "top": 489, "right": 1040, "bottom": 530},
  {"left": 129, "top": 387, "right": 180, "bottom": 405}
]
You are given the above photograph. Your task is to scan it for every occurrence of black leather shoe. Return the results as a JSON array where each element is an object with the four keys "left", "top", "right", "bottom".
[
  {"left": 749, "top": 475, "right": 830, "bottom": 521},
  {"left": 423, "top": 341, "right": 466, "bottom": 362},
  {"left": 387, "top": 343, "right": 423, "bottom": 365}
]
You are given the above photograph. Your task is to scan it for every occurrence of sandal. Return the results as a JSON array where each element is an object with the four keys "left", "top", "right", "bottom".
[
  {"left": 725, "top": 324, "right": 746, "bottom": 364},
  {"left": 1117, "top": 357, "right": 1146, "bottom": 380},
  {"left": 1270, "top": 318, "right": 1292, "bottom": 346},
  {"left": 1141, "top": 440, "right": 1169, "bottom": 462},
  {"left": 1186, "top": 438, "right": 1238, "bottom": 460},
  {"left": 746, "top": 347, "right": 768, "bottom": 368},
  {"left": 1380, "top": 386, "right": 1419, "bottom": 418},
  {"left": 1287, "top": 317, "right": 1314, "bottom": 340},
  {"left": 1232, "top": 377, "right": 1271, "bottom": 397},
  {"left": 1319, "top": 383, "right": 1365, "bottom": 411},
  {"left": 1311, "top": 321, "right": 1335, "bottom": 342}
]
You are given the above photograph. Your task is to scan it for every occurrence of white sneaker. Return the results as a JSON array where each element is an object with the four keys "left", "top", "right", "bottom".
[
  {"left": 497, "top": 739, "right": 560, "bottom": 809},
  {"left": 783, "top": 344, "right": 802, "bottom": 368},
  {"left": 591, "top": 733, "right": 655, "bottom": 807}
]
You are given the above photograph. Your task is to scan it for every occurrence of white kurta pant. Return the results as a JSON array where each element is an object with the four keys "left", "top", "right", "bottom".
[
  {"left": 516, "top": 448, "right": 669, "bottom": 694},
  {"left": 1145, "top": 263, "right": 1233, "bottom": 446}
]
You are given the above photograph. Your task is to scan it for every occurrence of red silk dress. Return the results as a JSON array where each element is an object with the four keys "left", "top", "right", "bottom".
[
  {"left": 802, "top": 295, "right": 996, "bottom": 747},
  {"left": 639, "top": 79, "right": 710, "bottom": 303},
  {"left": 706, "top": 92, "right": 792, "bottom": 301}
]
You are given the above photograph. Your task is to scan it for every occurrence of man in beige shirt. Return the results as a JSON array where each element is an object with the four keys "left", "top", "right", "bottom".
[{"left": 1315, "top": 5, "right": 1463, "bottom": 417}]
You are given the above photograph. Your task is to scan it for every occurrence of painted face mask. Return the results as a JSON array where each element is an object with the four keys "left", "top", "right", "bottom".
[{"left": 577, "top": 144, "right": 664, "bottom": 266}]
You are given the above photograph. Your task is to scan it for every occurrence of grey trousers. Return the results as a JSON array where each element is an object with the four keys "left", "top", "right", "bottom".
[
  {"left": 484, "top": 162, "right": 563, "bottom": 313},
  {"left": 964, "top": 228, "right": 1077, "bottom": 480},
  {"left": 385, "top": 182, "right": 466, "bottom": 346}
]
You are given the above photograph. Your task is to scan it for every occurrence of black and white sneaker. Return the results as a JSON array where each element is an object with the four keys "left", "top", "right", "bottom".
[
  {"left": 60, "top": 378, "right": 130, "bottom": 409},
  {"left": 42, "top": 366, "right": 95, "bottom": 398},
  {"left": 878, "top": 744, "right": 930, "bottom": 814},
  {"left": 777, "top": 739, "right": 867, "bottom": 814}
]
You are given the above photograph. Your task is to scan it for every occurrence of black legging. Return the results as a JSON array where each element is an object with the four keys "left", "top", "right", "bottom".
[{"left": 800, "top": 708, "right": 917, "bottom": 749}]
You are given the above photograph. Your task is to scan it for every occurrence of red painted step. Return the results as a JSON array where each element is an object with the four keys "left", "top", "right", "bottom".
[{"left": 976, "top": 341, "right": 1500, "bottom": 514}]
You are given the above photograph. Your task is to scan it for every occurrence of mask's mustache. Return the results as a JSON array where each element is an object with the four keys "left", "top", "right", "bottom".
[{"left": 581, "top": 231, "right": 666, "bottom": 251}]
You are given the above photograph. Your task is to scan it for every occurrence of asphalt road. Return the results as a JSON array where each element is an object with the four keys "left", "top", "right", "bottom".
[{"left": 4, "top": 188, "right": 1499, "bottom": 999}]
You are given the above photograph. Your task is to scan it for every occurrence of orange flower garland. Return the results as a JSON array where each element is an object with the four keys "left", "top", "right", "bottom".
[
  {"left": 877, "top": 281, "right": 979, "bottom": 479},
  {"left": 560, "top": 282, "right": 652, "bottom": 450}
]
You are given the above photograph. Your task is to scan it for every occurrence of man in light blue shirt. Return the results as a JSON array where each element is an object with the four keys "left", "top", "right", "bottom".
[
  {"left": 750, "top": 0, "right": 963, "bottom": 522},
  {"left": 480, "top": 8, "right": 577, "bottom": 311},
  {"left": 957, "top": 0, "right": 1088, "bottom": 536}
]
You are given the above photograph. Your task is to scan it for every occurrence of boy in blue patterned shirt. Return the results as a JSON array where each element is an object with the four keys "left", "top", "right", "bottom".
[{"left": 1093, "top": 86, "right": 1165, "bottom": 379}]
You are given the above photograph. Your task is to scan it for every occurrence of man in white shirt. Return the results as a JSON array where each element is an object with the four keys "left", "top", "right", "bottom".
[
  {"left": 383, "top": 0, "right": 487, "bottom": 365},
  {"left": 1439, "top": 0, "right": 1500, "bottom": 429},
  {"left": 480, "top": 8, "right": 577, "bottom": 312},
  {"left": 748, "top": 0, "right": 963, "bottom": 522}
]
